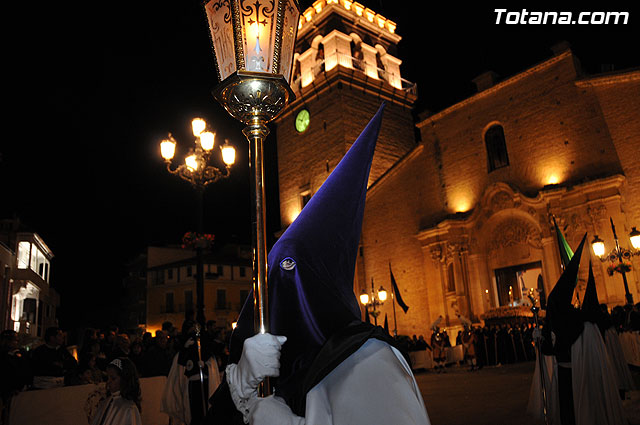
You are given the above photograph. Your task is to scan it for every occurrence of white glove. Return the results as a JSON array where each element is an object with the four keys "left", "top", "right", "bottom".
[
  {"left": 227, "top": 333, "right": 287, "bottom": 420},
  {"left": 248, "top": 395, "right": 305, "bottom": 425}
]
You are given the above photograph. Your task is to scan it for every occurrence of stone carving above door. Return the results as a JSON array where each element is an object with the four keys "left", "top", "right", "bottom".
[{"left": 489, "top": 217, "right": 542, "bottom": 252}]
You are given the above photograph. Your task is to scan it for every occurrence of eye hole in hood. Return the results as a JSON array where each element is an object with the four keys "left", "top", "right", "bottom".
[{"left": 280, "top": 257, "right": 296, "bottom": 271}]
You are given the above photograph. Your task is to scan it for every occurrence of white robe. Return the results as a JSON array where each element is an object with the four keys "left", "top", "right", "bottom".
[
  {"left": 526, "top": 350, "right": 561, "bottom": 425},
  {"left": 90, "top": 392, "right": 142, "bottom": 425},
  {"left": 161, "top": 353, "right": 221, "bottom": 425},
  {"left": 304, "top": 338, "right": 430, "bottom": 425},
  {"left": 571, "top": 322, "right": 627, "bottom": 425},
  {"left": 604, "top": 327, "right": 636, "bottom": 392}
]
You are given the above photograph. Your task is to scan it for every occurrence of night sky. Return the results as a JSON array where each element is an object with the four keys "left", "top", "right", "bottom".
[{"left": 2, "top": 2, "right": 638, "bottom": 331}]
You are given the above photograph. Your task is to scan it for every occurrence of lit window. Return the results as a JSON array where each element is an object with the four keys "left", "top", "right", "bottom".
[
  {"left": 17, "top": 242, "right": 30, "bottom": 269},
  {"left": 485, "top": 124, "right": 509, "bottom": 172},
  {"left": 30, "top": 245, "right": 40, "bottom": 272}
]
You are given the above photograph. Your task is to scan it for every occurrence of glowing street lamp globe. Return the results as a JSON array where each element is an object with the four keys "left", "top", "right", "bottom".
[
  {"left": 192, "top": 118, "right": 207, "bottom": 137},
  {"left": 185, "top": 154, "right": 199, "bottom": 171},
  {"left": 377, "top": 286, "right": 388, "bottom": 302},
  {"left": 630, "top": 227, "right": 640, "bottom": 250},
  {"left": 200, "top": 131, "right": 216, "bottom": 151},
  {"left": 221, "top": 139, "right": 236, "bottom": 166},
  {"left": 160, "top": 137, "right": 177, "bottom": 161},
  {"left": 591, "top": 234, "right": 605, "bottom": 258}
]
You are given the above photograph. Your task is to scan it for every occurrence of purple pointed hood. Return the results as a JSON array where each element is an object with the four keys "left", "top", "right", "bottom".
[{"left": 228, "top": 103, "right": 385, "bottom": 401}]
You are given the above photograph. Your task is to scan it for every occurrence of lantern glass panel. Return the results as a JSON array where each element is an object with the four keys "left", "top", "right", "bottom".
[
  {"left": 279, "top": 0, "right": 300, "bottom": 82},
  {"left": 205, "top": 0, "right": 237, "bottom": 81},
  {"left": 240, "top": 0, "right": 277, "bottom": 73}
]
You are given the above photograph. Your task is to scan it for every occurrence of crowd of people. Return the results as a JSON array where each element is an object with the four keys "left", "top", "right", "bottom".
[
  {"left": 395, "top": 301, "right": 640, "bottom": 373},
  {"left": 397, "top": 322, "right": 537, "bottom": 370},
  {"left": 0, "top": 319, "right": 232, "bottom": 424}
]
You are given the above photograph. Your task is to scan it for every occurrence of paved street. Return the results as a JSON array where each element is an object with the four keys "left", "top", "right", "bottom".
[{"left": 414, "top": 361, "right": 640, "bottom": 425}]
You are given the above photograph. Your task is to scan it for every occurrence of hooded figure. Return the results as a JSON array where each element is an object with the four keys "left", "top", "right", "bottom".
[
  {"left": 593, "top": 299, "right": 636, "bottom": 394},
  {"left": 534, "top": 235, "right": 627, "bottom": 425},
  {"left": 536, "top": 234, "right": 587, "bottom": 425},
  {"left": 206, "top": 104, "right": 430, "bottom": 425},
  {"left": 572, "top": 261, "right": 630, "bottom": 425}
]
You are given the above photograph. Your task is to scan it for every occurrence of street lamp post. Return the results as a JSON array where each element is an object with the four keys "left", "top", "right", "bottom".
[
  {"left": 359, "top": 279, "right": 388, "bottom": 326},
  {"left": 203, "top": 0, "right": 301, "bottom": 339},
  {"left": 591, "top": 218, "right": 640, "bottom": 305},
  {"left": 160, "top": 118, "right": 236, "bottom": 326}
]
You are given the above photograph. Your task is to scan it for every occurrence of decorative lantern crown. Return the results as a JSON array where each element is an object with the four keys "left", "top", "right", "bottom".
[{"left": 204, "top": 0, "right": 301, "bottom": 83}]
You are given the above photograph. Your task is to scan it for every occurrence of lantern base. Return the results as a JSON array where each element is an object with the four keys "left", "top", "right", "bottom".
[{"left": 212, "top": 71, "right": 296, "bottom": 125}]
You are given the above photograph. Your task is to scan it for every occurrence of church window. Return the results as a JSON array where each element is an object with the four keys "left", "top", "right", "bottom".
[{"left": 485, "top": 124, "right": 509, "bottom": 171}]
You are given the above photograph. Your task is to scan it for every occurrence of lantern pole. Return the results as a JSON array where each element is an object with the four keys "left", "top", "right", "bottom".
[
  {"left": 213, "top": 72, "right": 295, "bottom": 337},
  {"left": 205, "top": 0, "right": 301, "bottom": 395}
]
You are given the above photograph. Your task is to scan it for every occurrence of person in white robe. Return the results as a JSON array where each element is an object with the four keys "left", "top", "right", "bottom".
[
  {"left": 91, "top": 358, "right": 142, "bottom": 425},
  {"left": 206, "top": 104, "right": 430, "bottom": 425}
]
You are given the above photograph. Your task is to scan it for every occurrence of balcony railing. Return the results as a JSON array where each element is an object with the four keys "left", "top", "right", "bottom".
[{"left": 291, "top": 53, "right": 417, "bottom": 95}]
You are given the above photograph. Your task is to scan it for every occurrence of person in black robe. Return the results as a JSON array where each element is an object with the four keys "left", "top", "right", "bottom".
[{"left": 30, "top": 327, "right": 78, "bottom": 387}]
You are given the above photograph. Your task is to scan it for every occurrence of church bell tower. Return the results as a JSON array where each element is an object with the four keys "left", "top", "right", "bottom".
[{"left": 273, "top": 0, "right": 417, "bottom": 231}]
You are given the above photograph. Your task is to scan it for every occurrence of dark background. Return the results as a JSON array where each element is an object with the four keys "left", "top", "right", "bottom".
[{"left": 2, "top": 1, "right": 638, "bottom": 331}]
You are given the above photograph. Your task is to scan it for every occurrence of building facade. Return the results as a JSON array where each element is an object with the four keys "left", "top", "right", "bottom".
[
  {"left": 274, "top": 0, "right": 640, "bottom": 336},
  {"left": 0, "top": 218, "right": 60, "bottom": 339},
  {"left": 146, "top": 244, "right": 252, "bottom": 334}
]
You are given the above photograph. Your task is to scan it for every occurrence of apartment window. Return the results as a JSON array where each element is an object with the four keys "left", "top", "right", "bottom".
[
  {"left": 167, "top": 268, "right": 174, "bottom": 280},
  {"left": 152, "top": 270, "right": 165, "bottom": 285},
  {"left": 239, "top": 267, "right": 246, "bottom": 277},
  {"left": 216, "top": 289, "right": 227, "bottom": 309},
  {"left": 184, "top": 290, "right": 193, "bottom": 312},
  {"left": 187, "top": 266, "right": 193, "bottom": 277},
  {"left": 485, "top": 124, "right": 509, "bottom": 171},
  {"left": 165, "top": 292, "right": 174, "bottom": 313},
  {"left": 217, "top": 265, "right": 224, "bottom": 276},
  {"left": 17, "top": 242, "right": 30, "bottom": 269}
]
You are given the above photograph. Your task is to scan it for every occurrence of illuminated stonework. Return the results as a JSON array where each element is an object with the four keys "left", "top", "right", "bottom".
[
  {"left": 290, "top": 0, "right": 409, "bottom": 91},
  {"left": 298, "top": 0, "right": 397, "bottom": 35}
]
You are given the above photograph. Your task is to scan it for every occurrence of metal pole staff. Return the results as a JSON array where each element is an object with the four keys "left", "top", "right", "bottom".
[
  {"left": 391, "top": 285, "right": 398, "bottom": 337},
  {"left": 195, "top": 324, "right": 208, "bottom": 419},
  {"left": 529, "top": 295, "right": 549, "bottom": 425}
]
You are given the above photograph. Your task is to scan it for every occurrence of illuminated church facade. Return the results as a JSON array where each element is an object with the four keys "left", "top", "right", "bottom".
[{"left": 274, "top": 0, "right": 640, "bottom": 335}]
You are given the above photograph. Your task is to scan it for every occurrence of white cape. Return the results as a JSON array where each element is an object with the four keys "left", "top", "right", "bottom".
[
  {"left": 90, "top": 392, "right": 142, "bottom": 425},
  {"left": 304, "top": 338, "right": 430, "bottom": 425},
  {"left": 571, "top": 322, "right": 627, "bottom": 425},
  {"left": 161, "top": 353, "right": 221, "bottom": 425},
  {"left": 526, "top": 350, "right": 561, "bottom": 424},
  {"left": 604, "top": 327, "right": 636, "bottom": 391}
]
